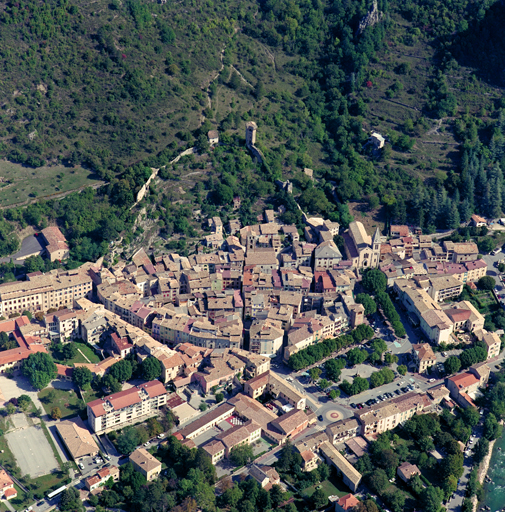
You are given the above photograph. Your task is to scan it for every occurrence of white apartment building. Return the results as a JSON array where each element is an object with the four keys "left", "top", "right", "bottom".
[{"left": 87, "top": 381, "right": 167, "bottom": 434}]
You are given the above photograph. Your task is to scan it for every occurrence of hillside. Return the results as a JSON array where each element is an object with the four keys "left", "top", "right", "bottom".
[{"left": 0, "top": 0, "right": 504, "bottom": 266}]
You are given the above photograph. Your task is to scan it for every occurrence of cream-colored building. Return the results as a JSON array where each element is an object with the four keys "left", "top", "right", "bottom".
[
  {"left": 41, "top": 226, "right": 70, "bottom": 262},
  {"left": 481, "top": 331, "right": 501, "bottom": 360},
  {"left": 428, "top": 276, "right": 463, "bottom": 302},
  {"left": 202, "top": 419, "right": 261, "bottom": 464},
  {"left": 411, "top": 343, "right": 436, "bottom": 373},
  {"left": 87, "top": 381, "right": 167, "bottom": 434},
  {"left": 354, "top": 392, "right": 429, "bottom": 436},
  {"left": 244, "top": 371, "right": 306, "bottom": 409},
  {"left": 129, "top": 448, "right": 162, "bottom": 481},
  {"left": 319, "top": 441, "right": 362, "bottom": 492},
  {"left": 249, "top": 319, "right": 284, "bottom": 356},
  {"left": 0, "top": 267, "right": 93, "bottom": 316},
  {"left": 56, "top": 416, "right": 99, "bottom": 462}
]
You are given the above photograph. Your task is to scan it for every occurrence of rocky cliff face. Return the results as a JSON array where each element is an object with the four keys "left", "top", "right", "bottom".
[{"left": 357, "top": 0, "right": 384, "bottom": 36}]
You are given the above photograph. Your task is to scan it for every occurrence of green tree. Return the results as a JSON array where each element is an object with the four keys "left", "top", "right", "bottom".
[
  {"left": 269, "top": 484, "right": 284, "bottom": 508},
  {"left": 355, "top": 294, "right": 377, "bottom": 315},
  {"left": 60, "top": 487, "right": 83, "bottom": 511},
  {"left": 362, "top": 269, "right": 387, "bottom": 294},
  {"left": 311, "top": 488, "right": 327, "bottom": 509},
  {"left": 371, "top": 339, "right": 388, "bottom": 354},
  {"left": 325, "top": 359, "right": 342, "bottom": 382},
  {"left": 221, "top": 485, "right": 243, "bottom": 508},
  {"left": 420, "top": 486, "right": 444, "bottom": 512},
  {"left": 478, "top": 275, "right": 496, "bottom": 290},
  {"left": 319, "top": 378, "right": 330, "bottom": 390},
  {"left": 370, "top": 371, "right": 385, "bottom": 388},
  {"left": 309, "top": 367, "right": 322, "bottom": 382},
  {"left": 5, "top": 402, "right": 16, "bottom": 415},
  {"left": 215, "top": 392, "right": 224, "bottom": 403},
  {"left": 473, "top": 438, "right": 489, "bottom": 464},
  {"left": 102, "top": 374, "right": 122, "bottom": 394},
  {"left": 347, "top": 347, "right": 368, "bottom": 366},
  {"left": 230, "top": 444, "right": 254, "bottom": 466},
  {"left": 51, "top": 407, "right": 62, "bottom": 419},
  {"left": 444, "top": 356, "right": 461, "bottom": 375},
  {"left": 199, "top": 402, "right": 208, "bottom": 412},
  {"left": 0, "top": 331, "right": 16, "bottom": 351},
  {"left": 62, "top": 343, "right": 78, "bottom": 360},
  {"left": 461, "top": 407, "right": 480, "bottom": 427},
  {"left": 141, "top": 356, "right": 162, "bottom": 381},
  {"left": 72, "top": 366, "right": 93, "bottom": 388},
  {"left": 17, "top": 394, "right": 32, "bottom": 412},
  {"left": 117, "top": 426, "right": 140, "bottom": 455},
  {"left": 109, "top": 359, "right": 133, "bottom": 383},
  {"left": 329, "top": 389, "right": 339, "bottom": 400},
  {"left": 368, "top": 469, "right": 389, "bottom": 495},
  {"left": 21, "top": 352, "right": 57, "bottom": 390},
  {"left": 397, "top": 364, "right": 407, "bottom": 375},
  {"left": 484, "top": 413, "right": 503, "bottom": 440}
]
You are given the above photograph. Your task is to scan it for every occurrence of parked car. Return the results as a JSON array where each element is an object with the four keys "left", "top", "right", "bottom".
[
  {"left": 428, "top": 378, "right": 436, "bottom": 383},
  {"left": 442, "top": 352, "right": 447, "bottom": 357},
  {"left": 157, "top": 433, "right": 165, "bottom": 439},
  {"left": 401, "top": 387, "right": 409, "bottom": 393},
  {"left": 395, "top": 390, "right": 402, "bottom": 395},
  {"left": 350, "top": 403, "right": 357, "bottom": 409},
  {"left": 79, "top": 463, "right": 84, "bottom": 470},
  {"left": 318, "top": 415, "right": 323, "bottom": 421}
]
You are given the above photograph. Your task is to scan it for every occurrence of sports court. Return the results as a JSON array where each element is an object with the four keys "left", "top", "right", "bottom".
[{"left": 6, "top": 426, "right": 59, "bottom": 477}]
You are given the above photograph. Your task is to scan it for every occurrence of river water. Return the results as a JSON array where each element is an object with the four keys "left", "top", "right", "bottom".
[{"left": 482, "top": 433, "right": 505, "bottom": 512}]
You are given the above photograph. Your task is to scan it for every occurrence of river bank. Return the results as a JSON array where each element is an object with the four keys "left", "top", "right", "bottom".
[{"left": 480, "top": 427, "right": 505, "bottom": 512}]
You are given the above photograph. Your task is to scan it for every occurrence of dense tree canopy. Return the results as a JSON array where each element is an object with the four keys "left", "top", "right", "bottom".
[{"left": 22, "top": 352, "right": 57, "bottom": 390}]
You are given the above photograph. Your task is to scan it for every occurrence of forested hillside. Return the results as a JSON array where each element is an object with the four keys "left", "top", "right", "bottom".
[{"left": 0, "top": 0, "right": 504, "bottom": 266}]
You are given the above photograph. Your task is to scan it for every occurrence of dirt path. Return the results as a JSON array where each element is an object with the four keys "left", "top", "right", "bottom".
[
  {"left": 426, "top": 118, "right": 443, "bottom": 136},
  {"left": 230, "top": 65, "right": 254, "bottom": 88}
]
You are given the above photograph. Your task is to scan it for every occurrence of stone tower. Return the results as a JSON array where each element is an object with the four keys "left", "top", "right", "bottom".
[{"left": 245, "top": 121, "right": 257, "bottom": 147}]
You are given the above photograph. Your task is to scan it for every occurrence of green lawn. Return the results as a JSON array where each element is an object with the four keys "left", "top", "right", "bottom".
[
  {"left": 30, "top": 472, "right": 69, "bottom": 496},
  {"left": 302, "top": 477, "right": 349, "bottom": 500},
  {"left": 50, "top": 341, "right": 101, "bottom": 365},
  {"left": 38, "top": 387, "right": 86, "bottom": 419},
  {"left": 0, "top": 160, "right": 103, "bottom": 207}
]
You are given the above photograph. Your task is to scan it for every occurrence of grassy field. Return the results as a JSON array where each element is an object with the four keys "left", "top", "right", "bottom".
[
  {"left": 302, "top": 477, "right": 349, "bottom": 500},
  {"left": 50, "top": 341, "right": 101, "bottom": 366},
  {"left": 0, "top": 160, "right": 103, "bottom": 207},
  {"left": 38, "top": 387, "right": 86, "bottom": 420}
]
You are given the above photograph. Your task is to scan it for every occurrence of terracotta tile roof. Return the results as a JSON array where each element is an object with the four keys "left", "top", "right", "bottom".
[
  {"left": 337, "top": 494, "right": 360, "bottom": 510},
  {"left": 129, "top": 448, "right": 161, "bottom": 473},
  {"left": 56, "top": 364, "right": 74, "bottom": 378},
  {"left": 448, "top": 372, "right": 479, "bottom": 390},
  {"left": 88, "top": 380, "right": 166, "bottom": 417},
  {"left": 56, "top": 416, "right": 99, "bottom": 459},
  {"left": 0, "top": 469, "right": 14, "bottom": 490}
]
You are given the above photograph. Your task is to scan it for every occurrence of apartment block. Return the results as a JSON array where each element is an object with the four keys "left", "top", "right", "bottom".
[
  {"left": 354, "top": 392, "right": 429, "bottom": 436},
  {"left": 87, "top": 381, "right": 167, "bottom": 434}
]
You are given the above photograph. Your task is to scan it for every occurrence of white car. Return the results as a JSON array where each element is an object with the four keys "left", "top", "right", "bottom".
[
  {"left": 157, "top": 433, "right": 165, "bottom": 439},
  {"left": 79, "top": 463, "right": 84, "bottom": 470},
  {"left": 144, "top": 442, "right": 150, "bottom": 447}
]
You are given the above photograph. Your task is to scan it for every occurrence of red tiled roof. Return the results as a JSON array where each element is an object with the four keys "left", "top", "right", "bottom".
[
  {"left": 3, "top": 487, "right": 16, "bottom": 498},
  {"left": 449, "top": 372, "right": 479, "bottom": 389},
  {"left": 337, "top": 494, "right": 360, "bottom": 510},
  {"left": 56, "top": 364, "right": 74, "bottom": 377}
]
